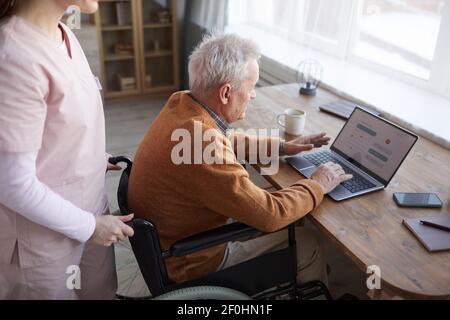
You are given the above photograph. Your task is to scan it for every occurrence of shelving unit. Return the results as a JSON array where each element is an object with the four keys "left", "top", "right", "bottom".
[
  {"left": 95, "top": 0, "right": 179, "bottom": 99},
  {"left": 136, "top": 0, "right": 179, "bottom": 94}
]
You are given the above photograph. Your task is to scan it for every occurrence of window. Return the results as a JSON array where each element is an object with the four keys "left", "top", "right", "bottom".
[
  {"left": 227, "top": 0, "right": 450, "bottom": 99},
  {"left": 352, "top": 0, "right": 446, "bottom": 80},
  {"left": 228, "top": 0, "right": 353, "bottom": 55}
]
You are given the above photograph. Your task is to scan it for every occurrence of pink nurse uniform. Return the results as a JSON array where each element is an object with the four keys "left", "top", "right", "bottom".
[{"left": 0, "top": 16, "right": 117, "bottom": 299}]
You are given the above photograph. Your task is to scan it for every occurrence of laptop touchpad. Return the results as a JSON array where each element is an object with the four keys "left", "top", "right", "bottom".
[
  {"left": 287, "top": 156, "right": 316, "bottom": 178},
  {"left": 300, "top": 166, "right": 316, "bottom": 178}
]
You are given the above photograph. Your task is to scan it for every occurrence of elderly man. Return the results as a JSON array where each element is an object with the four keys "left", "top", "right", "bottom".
[{"left": 128, "top": 33, "right": 352, "bottom": 285}]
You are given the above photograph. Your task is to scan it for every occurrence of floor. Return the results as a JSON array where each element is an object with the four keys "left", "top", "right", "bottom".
[{"left": 104, "top": 95, "right": 369, "bottom": 300}]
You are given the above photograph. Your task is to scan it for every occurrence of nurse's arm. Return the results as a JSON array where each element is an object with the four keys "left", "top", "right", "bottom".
[{"left": 0, "top": 151, "right": 96, "bottom": 243}]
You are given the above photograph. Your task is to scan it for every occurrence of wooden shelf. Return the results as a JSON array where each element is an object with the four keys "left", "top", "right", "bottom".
[
  {"left": 100, "top": 0, "right": 131, "bottom": 2},
  {"left": 144, "top": 85, "right": 178, "bottom": 94},
  {"left": 104, "top": 89, "right": 140, "bottom": 99},
  {"left": 143, "top": 23, "right": 172, "bottom": 29},
  {"left": 145, "top": 50, "right": 172, "bottom": 58},
  {"left": 104, "top": 54, "right": 135, "bottom": 61},
  {"left": 102, "top": 25, "right": 133, "bottom": 31}
]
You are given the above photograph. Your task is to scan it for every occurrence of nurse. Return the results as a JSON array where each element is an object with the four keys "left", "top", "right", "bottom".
[{"left": 0, "top": 0, "right": 134, "bottom": 299}]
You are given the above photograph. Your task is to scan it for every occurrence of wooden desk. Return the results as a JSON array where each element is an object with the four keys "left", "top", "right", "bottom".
[{"left": 235, "top": 84, "right": 450, "bottom": 299}]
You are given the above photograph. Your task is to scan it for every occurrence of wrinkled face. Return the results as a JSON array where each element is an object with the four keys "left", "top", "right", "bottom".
[
  {"left": 58, "top": 0, "right": 99, "bottom": 14},
  {"left": 224, "top": 59, "right": 259, "bottom": 123}
]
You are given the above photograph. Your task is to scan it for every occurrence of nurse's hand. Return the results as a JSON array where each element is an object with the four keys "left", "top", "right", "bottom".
[
  {"left": 107, "top": 162, "right": 122, "bottom": 172},
  {"left": 106, "top": 153, "right": 122, "bottom": 172},
  {"left": 91, "top": 214, "right": 135, "bottom": 247}
]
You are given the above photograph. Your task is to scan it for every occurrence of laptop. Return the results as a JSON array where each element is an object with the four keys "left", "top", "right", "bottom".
[{"left": 286, "top": 107, "right": 419, "bottom": 201}]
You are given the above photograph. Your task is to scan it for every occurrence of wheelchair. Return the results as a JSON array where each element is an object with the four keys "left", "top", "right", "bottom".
[{"left": 110, "top": 156, "right": 333, "bottom": 300}]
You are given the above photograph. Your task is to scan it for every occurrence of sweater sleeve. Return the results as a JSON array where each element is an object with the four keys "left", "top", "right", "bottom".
[{"left": 177, "top": 131, "right": 324, "bottom": 233}]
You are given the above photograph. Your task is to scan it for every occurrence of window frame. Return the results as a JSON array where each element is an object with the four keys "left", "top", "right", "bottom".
[{"left": 428, "top": 1, "right": 450, "bottom": 99}]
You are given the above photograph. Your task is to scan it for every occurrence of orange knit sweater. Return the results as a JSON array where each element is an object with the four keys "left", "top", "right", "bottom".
[{"left": 128, "top": 91, "right": 324, "bottom": 283}]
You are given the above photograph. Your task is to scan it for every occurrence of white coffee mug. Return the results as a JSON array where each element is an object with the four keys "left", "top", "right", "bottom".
[{"left": 277, "top": 109, "right": 306, "bottom": 135}]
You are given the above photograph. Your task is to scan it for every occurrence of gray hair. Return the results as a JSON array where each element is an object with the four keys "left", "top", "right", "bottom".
[{"left": 188, "top": 33, "right": 260, "bottom": 95}]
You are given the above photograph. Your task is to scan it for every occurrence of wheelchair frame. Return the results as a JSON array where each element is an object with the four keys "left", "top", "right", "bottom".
[{"left": 110, "top": 156, "right": 332, "bottom": 300}]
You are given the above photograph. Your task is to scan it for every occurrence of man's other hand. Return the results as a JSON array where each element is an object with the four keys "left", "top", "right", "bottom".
[{"left": 284, "top": 132, "right": 331, "bottom": 156}]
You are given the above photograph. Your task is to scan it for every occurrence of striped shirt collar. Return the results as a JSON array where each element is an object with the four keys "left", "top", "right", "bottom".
[{"left": 188, "top": 93, "right": 231, "bottom": 134}]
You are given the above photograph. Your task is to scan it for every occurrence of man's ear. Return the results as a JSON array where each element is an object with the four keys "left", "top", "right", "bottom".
[{"left": 219, "top": 84, "right": 232, "bottom": 104}]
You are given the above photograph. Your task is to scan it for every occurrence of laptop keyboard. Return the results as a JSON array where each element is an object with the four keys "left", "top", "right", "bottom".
[{"left": 303, "top": 151, "right": 376, "bottom": 193}]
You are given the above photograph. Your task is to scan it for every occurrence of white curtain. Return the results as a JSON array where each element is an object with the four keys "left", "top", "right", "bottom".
[
  {"left": 189, "top": 0, "right": 228, "bottom": 30},
  {"left": 228, "top": 0, "right": 351, "bottom": 56},
  {"left": 227, "top": 0, "right": 448, "bottom": 84}
]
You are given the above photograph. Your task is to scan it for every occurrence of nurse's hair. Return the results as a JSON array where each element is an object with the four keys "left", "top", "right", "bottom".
[
  {"left": 0, "top": 0, "right": 18, "bottom": 21},
  {"left": 188, "top": 32, "right": 260, "bottom": 95}
]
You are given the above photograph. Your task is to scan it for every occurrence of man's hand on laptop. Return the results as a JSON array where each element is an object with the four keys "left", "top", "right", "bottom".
[
  {"left": 311, "top": 162, "right": 353, "bottom": 194},
  {"left": 284, "top": 132, "right": 331, "bottom": 155}
]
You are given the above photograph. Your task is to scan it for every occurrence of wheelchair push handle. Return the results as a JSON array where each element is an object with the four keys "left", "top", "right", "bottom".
[
  {"left": 108, "top": 156, "right": 133, "bottom": 168},
  {"left": 109, "top": 155, "right": 135, "bottom": 229}
]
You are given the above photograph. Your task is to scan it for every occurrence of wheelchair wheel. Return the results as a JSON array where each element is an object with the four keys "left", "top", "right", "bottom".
[{"left": 154, "top": 286, "right": 251, "bottom": 300}]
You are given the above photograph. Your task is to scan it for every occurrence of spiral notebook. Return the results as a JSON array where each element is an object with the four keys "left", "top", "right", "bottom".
[{"left": 403, "top": 216, "right": 450, "bottom": 252}]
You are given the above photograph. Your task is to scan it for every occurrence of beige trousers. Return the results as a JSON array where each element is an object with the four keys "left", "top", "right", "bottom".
[
  {"left": 0, "top": 240, "right": 117, "bottom": 300},
  {"left": 218, "top": 226, "right": 328, "bottom": 286}
]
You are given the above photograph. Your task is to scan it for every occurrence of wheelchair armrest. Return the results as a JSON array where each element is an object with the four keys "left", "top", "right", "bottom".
[{"left": 169, "top": 222, "right": 262, "bottom": 257}]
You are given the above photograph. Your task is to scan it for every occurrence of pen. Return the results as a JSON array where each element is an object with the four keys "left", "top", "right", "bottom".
[{"left": 420, "top": 220, "right": 450, "bottom": 232}]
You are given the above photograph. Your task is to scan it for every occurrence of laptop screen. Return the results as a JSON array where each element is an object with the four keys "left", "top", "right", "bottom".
[{"left": 331, "top": 107, "right": 418, "bottom": 185}]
